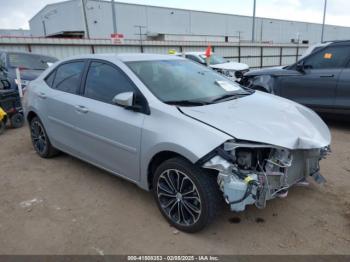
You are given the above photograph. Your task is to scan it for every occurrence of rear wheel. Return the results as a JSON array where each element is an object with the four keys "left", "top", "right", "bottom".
[
  {"left": 152, "top": 157, "right": 221, "bottom": 233},
  {"left": 30, "top": 116, "right": 59, "bottom": 158},
  {"left": 10, "top": 113, "right": 24, "bottom": 128}
]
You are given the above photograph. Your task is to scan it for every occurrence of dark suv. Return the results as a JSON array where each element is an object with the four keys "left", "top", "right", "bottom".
[
  {"left": 0, "top": 51, "right": 58, "bottom": 90},
  {"left": 241, "top": 41, "right": 350, "bottom": 115}
]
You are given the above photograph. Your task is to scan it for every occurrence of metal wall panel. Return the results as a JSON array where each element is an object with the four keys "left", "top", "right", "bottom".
[
  {"left": 94, "top": 45, "right": 141, "bottom": 54},
  {"left": 0, "top": 37, "right": 307, "bottom": 68},
  {"left": 31, "top": 45, "right": 92, "bottom": 59},
  {"left": 143, "top": 46, "right": 180, "bottom": 54},
  {"left": 215, "top": 47, "right": 239, "bottom": 57}
]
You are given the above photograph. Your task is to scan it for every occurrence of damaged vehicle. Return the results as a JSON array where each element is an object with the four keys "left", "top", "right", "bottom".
[
  {"left": 182, "top": 52, "right": 250, "bottom": 80},
  {"left": 240, "top": 40, "right": 350, "bottom": 115},
  {"left": 24, "top": 54, "right": 331, "bottom": 233}
]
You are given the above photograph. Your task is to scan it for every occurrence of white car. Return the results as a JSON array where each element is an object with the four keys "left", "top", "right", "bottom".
[{"left": 183, "top": 52, "right": 249, "bottom": 80}]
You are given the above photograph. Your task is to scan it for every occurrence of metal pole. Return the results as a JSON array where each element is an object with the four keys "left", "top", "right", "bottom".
[
  {"left": 134, "top": 25, "right": 146, "bottom": 53},
  {"left": 321, "top": 0, "right": 327, "bottom": 42},
  {"left": 111, "top": 0, "right": 117, "bottom": 33},
  {"left": 252, "top": 0, "right": 256, "bottom": 42},
  {"left": 81, "top": 0, "right": 90, "bottom": 38}
]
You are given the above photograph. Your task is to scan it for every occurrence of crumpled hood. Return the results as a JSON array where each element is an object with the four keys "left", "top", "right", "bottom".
[
  {"left": 245, "top": 66, "right": 302, "bottom": 77},
  {"left": 180, "top": 92, "right": 331, "bottom": 150},
  {"left": 210, "top": 62, "right": 249, "bottom": 71}
]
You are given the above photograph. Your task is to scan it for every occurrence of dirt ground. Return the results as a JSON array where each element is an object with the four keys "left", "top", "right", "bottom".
[{"left": 0, "top": 119, "right": 349, "bottom": 255}]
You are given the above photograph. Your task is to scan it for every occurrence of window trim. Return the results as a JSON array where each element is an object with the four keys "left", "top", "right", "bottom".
[{"left": 81, "top": 59, "right": 150, "bottom": 115}]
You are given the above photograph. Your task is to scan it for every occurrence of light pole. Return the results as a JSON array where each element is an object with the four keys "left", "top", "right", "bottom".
[
  {"left": 111, "top": 0, "right": 117, "bottom": 33},
  {"left": 252, "top": 0, "right": 256, "bottom": 42},
  {"left": 321, "top": 0, "right": 327, "bottom": 42}
]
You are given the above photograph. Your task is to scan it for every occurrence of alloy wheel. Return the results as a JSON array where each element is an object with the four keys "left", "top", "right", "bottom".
[
  {"left": 30, "top": 120, "right": 47, "bottom": 155},
  {"left": 157, "top": 169, "right": 202, "bottom": 226}
]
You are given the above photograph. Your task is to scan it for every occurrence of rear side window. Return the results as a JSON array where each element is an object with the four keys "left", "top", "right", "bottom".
[
  {"left": 53, "top": 62, "right": 85, "bottom": 94},
  {"left": 304, "top": 46, "right": 350, "bottom": 69},
  {"left": 186, "top": 55, "right": 204, "bottom": 64},
  {"left": 45, "top": 71, "right": 56, "bottom": 87},
  {"left": 84, "top": 62, "right": 136, "bottom": 103}
]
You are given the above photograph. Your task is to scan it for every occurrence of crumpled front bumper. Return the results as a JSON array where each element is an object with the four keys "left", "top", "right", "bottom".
[{"left": 203, "top": 145, "right": 330, "bottom": 212}]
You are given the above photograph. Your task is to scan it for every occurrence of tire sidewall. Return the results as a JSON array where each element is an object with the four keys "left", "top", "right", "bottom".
[
  {"left": 152, "top": 158, "right": 212, "bottom": 233},
  {"left": 30, "top": 117, "right": 50, "bottom": 158}
]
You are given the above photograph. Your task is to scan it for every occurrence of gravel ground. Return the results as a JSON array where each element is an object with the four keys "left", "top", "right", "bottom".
[{"left": 0, "top": 120, "right": 349, "bottom": 255}]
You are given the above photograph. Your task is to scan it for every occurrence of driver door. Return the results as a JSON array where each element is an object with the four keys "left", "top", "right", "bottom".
[{"left": 278, "top": 45, "right": 350, "bottom": 110}]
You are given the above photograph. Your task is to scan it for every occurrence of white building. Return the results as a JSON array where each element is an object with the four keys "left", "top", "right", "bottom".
[{"left": 29, "top": 0, "right": 350, "bottom": 43}]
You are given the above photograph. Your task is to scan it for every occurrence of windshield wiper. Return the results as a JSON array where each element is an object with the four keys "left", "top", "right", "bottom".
[
  {"left": 210, "top": 92, "right": 249, "bottom": 103},
  {"left": 165, "top": 100, "right": 209, "bottom": 106}
]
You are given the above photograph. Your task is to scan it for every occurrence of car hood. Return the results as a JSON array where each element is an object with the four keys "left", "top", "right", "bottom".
[
  {"left": 180, "top": 92, "right": 331, "bottom": 150},
  {"left": 245, "top": 66, "right": 301, "bottom": 77},
  {"left": 210, "top": 62, "right": 249, "bottom": 71}
]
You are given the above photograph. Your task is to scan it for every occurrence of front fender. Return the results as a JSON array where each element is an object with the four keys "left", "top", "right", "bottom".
[{"left": 250, "top": 75, "right": 276, "bottom": 93}]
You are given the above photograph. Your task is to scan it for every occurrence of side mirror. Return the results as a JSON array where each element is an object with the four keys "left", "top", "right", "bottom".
[
  {"left": 112, "top": 91, "right": 135, "bottom": 108},
  {"left": 296, "top": 61, "right": 305, "bottom": 72}
]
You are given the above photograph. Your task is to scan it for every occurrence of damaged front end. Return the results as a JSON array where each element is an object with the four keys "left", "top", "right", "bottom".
[{"left": 202, "top": 141, "right": 330, "bottom": 212}]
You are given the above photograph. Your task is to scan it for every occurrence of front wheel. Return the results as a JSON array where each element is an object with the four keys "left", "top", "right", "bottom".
[{"left": 152, "top": 157, "right": 222, "bottom": 233}]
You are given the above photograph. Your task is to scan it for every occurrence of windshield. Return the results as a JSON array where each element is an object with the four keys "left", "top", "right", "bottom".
[
  {"left": 127, "top": 59, "right": 251, "bottom": 105},
  {"left": 8, "top": 53, "right": 57, "bottom": 70},
  {"left": 199, "top": 54, "right": 227, "bottom": 65}
]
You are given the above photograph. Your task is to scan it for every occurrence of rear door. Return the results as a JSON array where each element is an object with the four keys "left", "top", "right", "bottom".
[
  {"left": 70, "top": 60, "right": 146, "bottom": 181},
  {"left": 278, "top": 45, "right": 350, "bottom": 109},
  {"left": 45, "top": 60, "right": 87, "bottom": 153}
]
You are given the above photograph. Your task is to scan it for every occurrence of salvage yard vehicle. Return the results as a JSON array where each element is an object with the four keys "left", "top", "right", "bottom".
[
  {"left": 182, "top": 52, "right": 249, "bottom": 80},
  {"left": 0, "top": 51, "right": 58, "bottom": 91},
  {"left": 24, "top": 54, "right": 331, "bottom": 232},
  {"left": 240, "top": 40, "right": 350, "bottom": 115}
]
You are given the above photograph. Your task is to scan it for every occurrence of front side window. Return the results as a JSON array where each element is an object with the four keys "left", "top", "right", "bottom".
[
  {"left": 304, "top": 46, "right": 350, "bottom": 69},
  {"left": 53, "top": 62, "right": 85, "bottom": 94},
  {"left": 127, "top": 59, "right": 250, "bottom": 105},
  {"left": 84, "top": 62, "right": 135, "bottom": 103}
]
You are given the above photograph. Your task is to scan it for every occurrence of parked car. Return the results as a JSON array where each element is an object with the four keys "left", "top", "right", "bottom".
[
  {"left": 240, "top": 40, "right": 350, "bottom": 115},
  {"left": 0, "top": 51, "right": 58, "bottom": 90},
  {"left": 24, "top": 54, "right": 331, "bottom": 232},
  {"left": 182, "top": 52, "right": 249, "bottom": 80}
]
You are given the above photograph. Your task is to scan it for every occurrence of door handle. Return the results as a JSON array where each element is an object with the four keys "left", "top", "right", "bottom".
[
  {"left": 75, "top": 105, "right": 89, "bottom": 114},
  {"left": 38, "top": 92, "right": 47, "bottom": 99},
  {"left": 320, "top": 74, "right": 334, "bottom": 78}
]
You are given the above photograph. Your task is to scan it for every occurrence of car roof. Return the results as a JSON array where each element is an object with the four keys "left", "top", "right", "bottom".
[{"left": 59, "top": 53, "right": 186, "bottom": 63}]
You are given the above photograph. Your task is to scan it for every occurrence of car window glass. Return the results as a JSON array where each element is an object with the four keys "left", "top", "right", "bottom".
[
  {"left": 84, "top": 62, "right": 135, "bottom": 103},
  {"left": 45, "top": 71, "right": 56, "bottom": 87},
  {"left": 304, "top": 46, "right": 350, "bottom": 69},
  {"left": 127, "top": 60, "right": 247, "bottom": 103},
  {"left": 186, "top": 55, "right": 203, "bottom": 64},
  {"left": 53, "top": 62, "right": 85, "bottom": 94}
]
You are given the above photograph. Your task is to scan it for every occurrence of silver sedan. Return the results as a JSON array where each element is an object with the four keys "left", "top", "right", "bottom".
[{"left": 24, "top": 54, "right": 331, "bottom": 232}]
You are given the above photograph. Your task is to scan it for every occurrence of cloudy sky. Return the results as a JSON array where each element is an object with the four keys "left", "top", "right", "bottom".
[{"left": 0, "top": 0, "right": 349, "bottom": 29}]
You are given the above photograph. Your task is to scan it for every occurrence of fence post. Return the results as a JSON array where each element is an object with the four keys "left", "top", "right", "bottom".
[
  {"left": 296, "top": 45, "right": 299, "bottom": 63},
  {"left": 279, "top": 47, "right": 283, "bottom": 66},
  {"left": 260, "top": 46, "right": 263, "bottom": 68},
  {"left": 238, "top": 45, "right": 241, "bottom": 62}
]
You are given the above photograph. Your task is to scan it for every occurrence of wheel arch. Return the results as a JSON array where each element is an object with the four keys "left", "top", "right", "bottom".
[{"left": 146, "top": 150, "right": 194, "bottom": 190}]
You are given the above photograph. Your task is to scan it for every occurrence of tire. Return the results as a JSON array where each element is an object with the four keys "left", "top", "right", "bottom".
[
  {"left": 152, "top": 157, "right": 222, "bottom": 233},
  {"left": 10, "top": 113, "right": 24, "bottom": 129},
  {"left": 29, "top": 116, "right": 59, "bottom": 158},
  {"left": 0, "top": 120, "right": 5, "bottom": 135}
]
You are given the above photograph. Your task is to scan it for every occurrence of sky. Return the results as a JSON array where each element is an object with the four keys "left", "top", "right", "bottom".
[{"left": 0, "top": 0, "right": 350, "bottom": 30}]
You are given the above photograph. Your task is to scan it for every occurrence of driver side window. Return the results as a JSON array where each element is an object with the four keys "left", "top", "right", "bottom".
[{"left": 303, "top": 46, "right": 350, "bottom": 70}]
